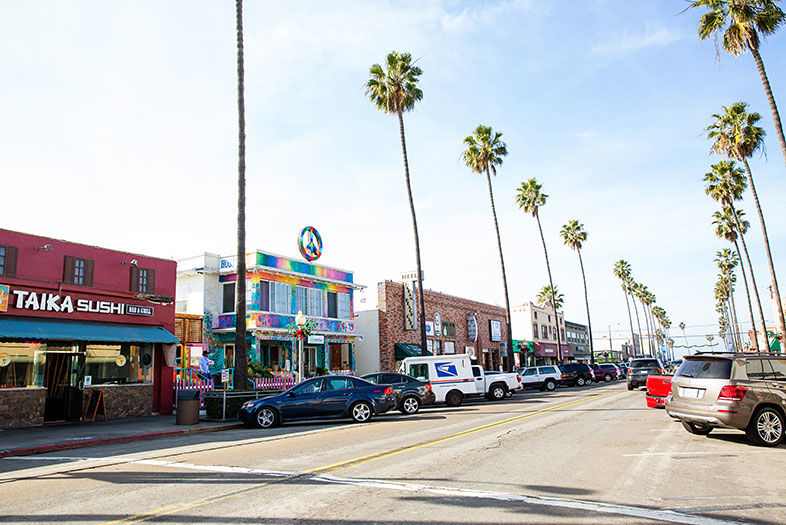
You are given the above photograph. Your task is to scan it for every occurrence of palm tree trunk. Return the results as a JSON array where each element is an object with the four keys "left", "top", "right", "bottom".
[
  {"left": 535, "top": 211, "right": 561, "bottom": 362},
  {"left": 681, "top": 329, "right": 689, "bottom": 356},
  {"left": 741, "top": 158, "right": 785, "bottom": 344},
  {"left": 233, "top": 0, "right": 248, "bottom": 390},
  {"left": 397, "top": 112, "right": 427, "bottom": 356},
  {"left": 631, "top": 294, "right": 644, "bottom": 356},
  {"left": 623, "top": 290, "right": 636, "bottom": 357},
  {"left": 641, "top": 301, "right": 652, "bottom": 356},
  {"left": 734, "top": 239, "right": 759, "bottom": 352},
  {"left": 646, "top": 306, "right": 655, "bottom": 355},
  {"left": 750, "top": 47, "right": 786, "bottom": 172},
  {"left": 577, "top": 250, "right": 594, "bottom": 364},
  {"left": 484, "top": 167, "right": 513, "bottom": 371},
  {"left": 730, "top": 204, "right": 768, "bottom": 349},
  {"left": 729, "top": 287, "right": 743, "bottom": 351}
]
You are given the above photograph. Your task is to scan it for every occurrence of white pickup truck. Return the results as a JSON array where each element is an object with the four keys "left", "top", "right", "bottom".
[{"left": 472, "top": 366, "right": 522, "bottom": 400}]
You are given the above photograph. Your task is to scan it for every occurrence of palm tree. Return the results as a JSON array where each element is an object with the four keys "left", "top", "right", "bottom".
[
  {"left": 613, "top": 260, "right": 638, "bottom": 356},
  {"left": 234, "top": 0, "right": 249, "bottom": 390},
  {"left": 536, "top": 285, "right": 565, "bottom": 310},
  {"left": 691, "top": 0, "right": 786, "bottom": 169},
  {"left": 713, "top": 206, "right": 761, "bottom": 350},
  {"left": 716, "top": 248, "right": 743, "bottom": 350},
  {"left": 626, "top": 277, "right": 645, "bottom": 356},
  {"left": 560, "top": 220, "right": 595, "bottom": 363},
  {"left": 637, "top": 285, "right": 656, "bottom": 355},
  {"left": 366, "top": 51, "right": 428, "bottom": 355},
  {"left": 516, "top": 179, "right": 563, "bottom": 361},
  {"left": 462, "top": 125, "right": 513, "bottom": 369},
  {"left": 679, "top": 321, "right": 690, "bottom": 354},
  {"left": 708, "top": 102, "right": 785, "bottom": 340}
]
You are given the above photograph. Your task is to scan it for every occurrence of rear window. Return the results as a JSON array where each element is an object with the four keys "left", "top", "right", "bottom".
[
  {"left": 675, "top": 358, "right": 732, "bottom": 379},
  {"left": 539, "top": 367, "right": 556, "bottom": 374},
  {"left": 631, "top": 359, "right": 659, "bottom": 369}
]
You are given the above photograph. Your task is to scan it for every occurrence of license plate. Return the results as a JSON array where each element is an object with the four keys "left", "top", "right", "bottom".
[{"left": 679, "top": 387, "right": 703, "bottom": 399}]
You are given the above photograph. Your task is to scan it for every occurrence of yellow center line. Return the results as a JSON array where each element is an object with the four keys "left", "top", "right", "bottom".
[{"left": 102, "top": 387, "right": 624, "bottom": 524}]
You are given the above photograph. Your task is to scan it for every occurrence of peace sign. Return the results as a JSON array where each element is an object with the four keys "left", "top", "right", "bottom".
[{"left": 298, "top": 226, "right": 323, "bottom": 262}]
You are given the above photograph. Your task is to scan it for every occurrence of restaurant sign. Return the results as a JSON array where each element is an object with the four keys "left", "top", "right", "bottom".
[{"left": 0, "top": 285, "right": 154, "bottom": 317}]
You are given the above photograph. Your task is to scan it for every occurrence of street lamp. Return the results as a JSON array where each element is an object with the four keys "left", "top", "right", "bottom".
[{"left": 295, "top": 310, "right": 307, "bottom": 382}]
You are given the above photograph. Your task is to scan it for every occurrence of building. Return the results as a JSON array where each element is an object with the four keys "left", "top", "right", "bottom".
[
  {"left": 511, "top": 301, "right": 570, "bottom": 365},
  {"left": 176, "top": 251, "right": 364, "bottom": 379},
  {"left": 591, "top": 333, "right": 639, "bottom": 362},
  {"left": 565, "top": 320, "right": 591, "bottom": 362},
  {"left": 354, "top": 280, "right": 509, "bottom": 374},
  {"left": 0, "top": 229, "right": 178, "bottom": 429}
]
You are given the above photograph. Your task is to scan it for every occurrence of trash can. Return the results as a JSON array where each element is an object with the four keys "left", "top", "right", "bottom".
[{"left": 176, "top": 389, "right": 200, "bottom": 425}]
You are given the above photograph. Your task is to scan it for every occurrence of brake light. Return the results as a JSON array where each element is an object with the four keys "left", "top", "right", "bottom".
[
  {"left": 718, "top": 385, "right": 747, "bottom": 402},
  {"left": 384, "top": 386, "right": 393, "bottom": 395},
  {"left": 517, "top": 376, "right": 521, "bottom": 383},
  {"left": 425, "top": 382, "right": 433, "bottom": 392}
]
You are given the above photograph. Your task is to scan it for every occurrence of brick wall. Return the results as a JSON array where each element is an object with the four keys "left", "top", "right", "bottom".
[
  {"left": 377, "top": 281, "right": 508, "bottom": 372},
  {"left": 0, "top": 388, "right": 46, "bottom": 429},
  {"left": 82, "top": 384, "right": 153, "bottom": 420}
]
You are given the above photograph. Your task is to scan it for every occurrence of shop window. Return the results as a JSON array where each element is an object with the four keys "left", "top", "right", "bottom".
[
  {"left": 222, "top": 282, "right": 235, "bottom": 313},
  {"left": 327, "top": 292, "right": 338, "bottom": 319},
  {"left": 0, "top": 246, "right": 18, "bottom": 278},
  {"left": 85, "top": 344, "right": 153, "bottom": 385},
  {"left": 308, "top": 288, "right": 323, "bottom": 317},
  {"left": 270, "top": 282, "right": 292, "bottom": 314},
  {"left": 337, "top": 292, "right": 350, "bottom": 319},
  {"left": 0, "top": 341, "right": 46, "bottom": 387},
  {"left": 63, "top": 256, "right": 93, "bottom": 287},
  {"left": 131, "top": 267, "right": 156, "bottom": 294},
  {"left": 295, "top": 286, "right": 308, "bottom": 315}
]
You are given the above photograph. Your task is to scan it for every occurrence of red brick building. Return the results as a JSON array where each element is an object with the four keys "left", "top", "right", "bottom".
[{"left": 364, "top": 281, "right": 509, "bottom": 373}]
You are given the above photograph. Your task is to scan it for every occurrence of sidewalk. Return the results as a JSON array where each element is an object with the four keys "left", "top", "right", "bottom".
[{"left": 0, "top": 414, "right": 243, "bottom": 458}]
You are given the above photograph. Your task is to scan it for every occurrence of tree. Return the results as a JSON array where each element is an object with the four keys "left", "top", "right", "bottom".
[
  {"left": 716, "top": 248, "right": 743, "bottom": 350},
  {"left": 679, "top": 321, "right": 690, "bottom": 354},
  {"left": 516, "top": 179, "right": 563, "bottom": 361},
  {"left": 691, "top": 0, "right": 786, "bottom": 169},
  {"left": 536, "top": 285, "right": 565, "bottom": 310},
  {"left": 708, "top": 102, "right": 785, "bottom": 341},
  {"left": 366, "top": 51, "right": 428, "bottom": 355},
  {"left": 560, "top": 220, "right": 595, "bottom": 363},
  {"left": 613, "top": 260, "right": 638, "bottom": 357},
  {"left": 462, "top": 125, "right": 513, "bottom": 369},
  {"left": 234, "top": 0, "right": 249, "bottom": 390},
  {"left": 626, "top": 276, "right": 646, "bottom": 356}
]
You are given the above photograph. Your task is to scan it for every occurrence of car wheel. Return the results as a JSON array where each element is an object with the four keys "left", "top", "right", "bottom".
[
  {"left": 682, "top": 421, "right": 712, "bottom": 435},
  {"left": 746, "top": 407, "right": 784, "bottom": 447},
  {"left": 544, "top": 379, "right": 556, "bottom": 391},
  {"left": 446, "top": 391, "right": 463, "bottom": 407},
  {"left": 576, "top": 377, "right": 586, "bottom": 387},
  {"left": 255, "top": 407, "right": 279, "bottom": 429},
  {"left": 489, "top": 384, "right": 507, "bottom": 400},
  {"left": 604, "top": 375, "right": 612, "bottom": 382},
  {"left": 399, "top": 396, "right": 421, "bottom": 415},
  {"left": 350, "top": 401, "right": 373, "bottom": 423}
]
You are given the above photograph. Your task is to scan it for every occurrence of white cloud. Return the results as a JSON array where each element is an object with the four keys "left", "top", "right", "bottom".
[{"left": 590, "top": 27, "right": 681, "bottom": 59}]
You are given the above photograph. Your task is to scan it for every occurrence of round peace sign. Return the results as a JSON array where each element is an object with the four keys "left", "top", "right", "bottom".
[{"left": 298, "top": 226, "right": 323, "bottom": 262}]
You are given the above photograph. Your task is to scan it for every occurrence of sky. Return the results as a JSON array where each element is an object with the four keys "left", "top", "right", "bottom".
[{"left": 2, "top": 1, "right": 785, "bottom": 355}]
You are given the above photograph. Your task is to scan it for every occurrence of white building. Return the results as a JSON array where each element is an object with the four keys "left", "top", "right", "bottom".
[{"left": 511, "top": 302, "right": 568, "bottom": 364}]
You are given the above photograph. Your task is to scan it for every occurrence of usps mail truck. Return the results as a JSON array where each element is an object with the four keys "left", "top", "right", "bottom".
[{"left": 398, "top": 354, "right": 477, "bottom": 406}]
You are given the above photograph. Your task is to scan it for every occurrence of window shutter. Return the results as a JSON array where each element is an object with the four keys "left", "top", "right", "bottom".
[
  {"left": 130, "top": 266, "right": 140, "bottom": 292},
  {"left": 259, "top": 281, "right": 270, "bottom": 311},
  {"left": 4, "top": 246, "right": 17, "bottom": 277},
  {"left": 63, "top": 256, "right": 75, "bottom": 284},
  {"left": 147, "top": 269, "right": 155, "bottom": 294},
  {"left": 84, "top": 259, "right": 94, "bottom": 287}
]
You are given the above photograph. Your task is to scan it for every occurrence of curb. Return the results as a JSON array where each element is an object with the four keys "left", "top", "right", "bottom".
[{"left": 0, "top": 422, "right": 244, "bottom": 459}]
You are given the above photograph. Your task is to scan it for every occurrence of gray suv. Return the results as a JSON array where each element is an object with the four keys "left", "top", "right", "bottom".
[
  {"left": 666, "top": 353, "right": 786, "bottom": 447},
  {"left": 627, "top": 358, "right": 664, "bottom": 390}
]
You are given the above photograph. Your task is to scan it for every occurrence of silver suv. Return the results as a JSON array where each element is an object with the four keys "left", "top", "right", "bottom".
[{"left": 666, "top": 353, "right": 786, "bottom": 447}]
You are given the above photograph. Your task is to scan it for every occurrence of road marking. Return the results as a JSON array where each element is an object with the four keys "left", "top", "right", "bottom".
[{"left": 623, "top": 452, "right": 740, "bottom": 457}]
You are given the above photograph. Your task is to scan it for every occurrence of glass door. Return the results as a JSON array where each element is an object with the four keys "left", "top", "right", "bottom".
[{"left": 44, "top": 344, "right": 85, "bottom": 422}]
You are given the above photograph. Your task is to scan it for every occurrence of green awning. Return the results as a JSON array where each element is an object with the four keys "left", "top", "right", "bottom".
[{"left": 394, "top": 343, "right": 426, "bottom": 359}]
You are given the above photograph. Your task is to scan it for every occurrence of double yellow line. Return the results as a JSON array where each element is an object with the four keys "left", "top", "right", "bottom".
[{"left": 104, "top": 388, "right": 623, "bottom": 524}]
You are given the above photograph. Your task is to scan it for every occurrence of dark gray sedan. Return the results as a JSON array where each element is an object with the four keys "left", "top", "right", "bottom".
[{"left": 362, "top": 372, "right": 436, "bottom": 414}]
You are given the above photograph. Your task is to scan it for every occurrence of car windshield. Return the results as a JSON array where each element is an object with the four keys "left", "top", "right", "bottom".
[
  {"left": 675, "top": 358, "right": 732, "bottom": 379},
  {"left": 630, "top": 359, "right": 658, "bottom": 369}
]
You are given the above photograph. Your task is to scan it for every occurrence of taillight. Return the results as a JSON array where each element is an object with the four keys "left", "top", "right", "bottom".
[
  {"left": 517, "top": 376, "right": 521, "bottom": 383},
  {"left": 384, "top": 386, "right": 393, "bottom": 395},
  {"left": 718, "top": 385, "right": 747, "bottom": 402},
  {"left": 657, "top": 368, "right": 664, "bottom": 374},
  {"left": 425, "top": 382, "right": 433, "bottom": 392}
]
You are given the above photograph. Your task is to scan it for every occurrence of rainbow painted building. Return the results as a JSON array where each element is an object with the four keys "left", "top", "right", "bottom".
[{"left": 175, "top": 251, "right": 364, "bottom": 378}]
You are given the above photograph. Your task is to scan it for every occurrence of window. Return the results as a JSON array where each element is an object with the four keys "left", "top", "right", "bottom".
[
  {"left": 0, "top": 341, "right": 45, "bottom": 387},
  {"left": 533, "top": 324, "right": 539, "bottom": 338},
  {"left": 257, "top": 280, "right": 270, "bottom": 311},
  {"left": 224, "top": 344, "right": 235, "bottom": 368},
  {"left": 337, "top": 292, "right": 350, "bottom": 319},
  {"left": 380, "top": 373, "right": 401, "bottom": 384},
  {"left": 295, "top": 286, "right": 308, "bottom": 314},
  {"left": 472, "top": 366, "right": 483, "bottom": 378},
  {"left": 222, "top": 282, "right": 235, "bottom": 313},
  {"left": 409, "top": 364, "right": 429, "bottom": 381},
  {"left": 761, "top": 359, "right": 786, "bottom": 380},
  {"left": 63, "top": 256, "right": 93, "bottom": 286},
  {"left": 292, "top": 378, "right": 322, "bottom": 395},
  {"left": 307, "top": 288, "right": 323, "bottom": 317},
  {"left": 523, "top": 368, "right": 537, "bottom": 376},
  {"left": 327, "top": 292, "right": 338, "bottom": 319},
  {"left": 0, "top": 246, "right": 17, "bottom": 277},
  {"left": 541, "top": 326, "right": 548, "bottom": 339},
  {"left": 270, "top": 282, "right": 292, "bottom": 314},
  {"left": 533, "top": 312, "right": 537, "bottom": 319},
  {"left": 363, "top": 374, "right": 380, "bottom": 384},
  {"left": 85, "top": 344, "right": 153, "bottom": 385},
  {"left": 131, "top": 267, "right": 156, "bottom": 294},
  {"left": 246, "top": 279, "right": 255, "bottom": 310},
  {"left": 444, "top": 341, "right": 455, "bottom": 354},
  {"left": 675, "top": 359, "right": 732, "bottom": 379},
  {"left": 323, "top": 378, "right": 353, "bottom": 391}
]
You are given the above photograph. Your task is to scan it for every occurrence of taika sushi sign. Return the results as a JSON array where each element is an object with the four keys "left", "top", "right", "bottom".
[{"left": 0, "top": 284, "right": 153, "bottom": 317}]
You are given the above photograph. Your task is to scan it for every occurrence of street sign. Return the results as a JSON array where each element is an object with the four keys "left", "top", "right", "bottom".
[
  {"left": 400, "top": 271, "right": 424, "bottom": 282},
  {"left": 221, "top": 369, "right": 230, "bottom": 383}
]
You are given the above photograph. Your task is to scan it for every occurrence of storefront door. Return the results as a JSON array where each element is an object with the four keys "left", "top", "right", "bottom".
[{"left": 44, "top": 346, "right": 85, "bottom": 422}]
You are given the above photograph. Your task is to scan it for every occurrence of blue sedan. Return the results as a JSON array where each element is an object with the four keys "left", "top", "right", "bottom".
[{"left": 239, "top": 375, "right": 397, "bottom": 428}]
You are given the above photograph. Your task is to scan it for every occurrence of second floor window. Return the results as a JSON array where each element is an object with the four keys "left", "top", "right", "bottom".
[
  {"left": 130, "top": 267, "right": 155, "bottom": 294},
  {"left": 0, "top": 246, "right": 17, "bottom": 278},
  {"left": 337, "top": 292, "right": 350, "bottom": 319},
  {"left": 222, "top": 282, "right": 235, "bottom": 313},
  {"left": 308, "top": 288, "right": 323, "bottom": 317},
  {"left": 270, "top": 282, "right": 291, "bottom": 314},
  {"left": 532, "top": 323, "right": 538, "bottom": 338},
  {"left": 295, "top": 286, "right": 308, "bottom": 314},
  {"left": 541, "top": 325, "right": 548, "bottom": 339},
  {"left": 64, "top": 256, "right": 93, "bottom": 287}
]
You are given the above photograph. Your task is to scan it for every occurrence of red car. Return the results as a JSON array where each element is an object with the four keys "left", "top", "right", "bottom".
[
  {"left": 645, "top": 374, "right": 672, "bottom": 408},
  {"left": 589, "top": 363, "right": 618, "bottom": 382}
]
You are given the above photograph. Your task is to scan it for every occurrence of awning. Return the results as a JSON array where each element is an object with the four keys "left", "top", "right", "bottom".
[
  {"left": 394, "top": 343, "right": 428, "bottom": 359},
  {"left": 0, "top": 317, "right": 179, "bottom": 344}
]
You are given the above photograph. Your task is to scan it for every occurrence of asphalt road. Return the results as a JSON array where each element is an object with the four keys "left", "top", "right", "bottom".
[{"left": 1, "top": 382, "right": 784, "bottom": 524}]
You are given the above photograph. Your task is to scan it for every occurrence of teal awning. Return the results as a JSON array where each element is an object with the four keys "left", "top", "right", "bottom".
[
  {"left": 0, "top": 317, "right": 179, "bottom": 344},
  {"left": 394, "top": 343, "right": 427, "bottom": 359}
]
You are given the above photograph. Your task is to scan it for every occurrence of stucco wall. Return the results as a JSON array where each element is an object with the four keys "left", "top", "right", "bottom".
[{"left": 353, "top": 310, "right": 380, "bottom": 375}]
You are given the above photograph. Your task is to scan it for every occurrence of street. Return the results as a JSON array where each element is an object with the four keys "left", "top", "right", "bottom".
[{"left": 1, "top": 382, "right": 784, "bottom": 524}]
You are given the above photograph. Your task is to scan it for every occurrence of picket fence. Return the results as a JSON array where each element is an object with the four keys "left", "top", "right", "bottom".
[{"left": 251, "top": 375, "right": 297, "bottom": 390}]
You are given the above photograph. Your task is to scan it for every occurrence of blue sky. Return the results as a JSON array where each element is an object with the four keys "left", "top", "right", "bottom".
[{"left": 2, "top": 1, "right": 785, "bottom": 353}]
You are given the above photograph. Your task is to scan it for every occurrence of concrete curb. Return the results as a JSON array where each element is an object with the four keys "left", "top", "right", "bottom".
[{"left": 0, "top": 422, "right": 244, "bottom": 459}]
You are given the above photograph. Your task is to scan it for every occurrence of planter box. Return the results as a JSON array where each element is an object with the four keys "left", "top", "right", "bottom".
[{"left": 203, "top": 390, "right": 279, "bottom": 421}]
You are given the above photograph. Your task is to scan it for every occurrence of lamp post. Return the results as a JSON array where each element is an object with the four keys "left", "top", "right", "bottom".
[{"left": 295, "top": 310, "right": 307, "bottom": 382}]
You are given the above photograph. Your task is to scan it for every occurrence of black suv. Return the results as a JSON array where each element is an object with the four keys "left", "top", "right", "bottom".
[
  {"left": 627, "top": 358, "right": 663, "bottom": 390},
  {"left": 362, "top": 372, "right": 436, "bottom": 414},
  {"left": 558, "top": 363, "right": 594, "bottom": 386}
]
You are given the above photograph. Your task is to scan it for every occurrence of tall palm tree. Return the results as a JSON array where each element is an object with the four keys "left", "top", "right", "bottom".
[
  {"left": 516, "top": 179, "right": 563, "bottom": 361},
  {"left": 691, "top": 0, "right": 786, "bottom": 168},
  {"left": 462, "top": 125, "right": 513, "bottom": 369},
  {"left": 234, "top": 0, "right": 248, "bottom": 390},
  {"left": 626, "top": 277, "right": 645, "bottom": 355},
  {"left": 716, "top": 248, "right": 743, "bottom": 350},
  {"left": 708, "top": 102, "right": 785, "bottom": 340},
  {"left": 560, "top": 220, "right": 595, "bottom": 363},
  {"left": 613, "top": 260, "right": 638, "bottom": 356},
  {"left": 536, "top": 285, "right": 565, "bottom": 310},
  {"left": 713, "top": 206, "right": 761, "bottom": 350},
  {"left": 679, "top": 321, "right": 690, "bottom": 354},
  {"left": 366, "top": 51, "right": 428, "bottom": 355}
]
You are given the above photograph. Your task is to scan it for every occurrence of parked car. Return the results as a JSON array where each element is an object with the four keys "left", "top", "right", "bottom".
[
  {"left": 617, "top": 362, "right": 629, "bottom": 378},
  {"left": 597, "top": 363, "right": 620, "bottom": 382},
  {"left": 627, "top": 358, "right": 664, "bottom": 390},
  {"left": 472, "top": 365, "right": 522, "bottom": 400},
  {"left": 558, "top": 362, "right": 594, "bottom": 387},
  {"left": 645, "top": 374, "right": 672, "bottom": 408},
  {"left": 517, "top": 366, "right": 562, "bottom": 391},
  {"left": 362, "top": 372, "right": 436, "bottom": 414},
  {"left": 239, "top": 375, "right": 396, "bottom": 428},
  {"left": 666, "top": 353, "right": 786, "bottom": 446}
]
